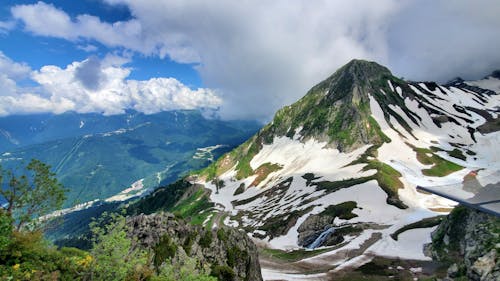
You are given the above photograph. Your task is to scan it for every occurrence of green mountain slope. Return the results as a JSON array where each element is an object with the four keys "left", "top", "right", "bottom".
[{"left": 0, "top": 110, "right": 260, "bottom": 207}]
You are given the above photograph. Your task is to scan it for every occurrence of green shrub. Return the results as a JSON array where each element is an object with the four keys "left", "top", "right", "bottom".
[
  {"left": 211, "top": 265, "right": 235, "bottom": 281},
  {"left": 199, "top": 230, "right": 213, "bottom": 248},
  {"left": 217, "top": 228, "right": 227, "bottom": 242},
  {"left": 154, "top": 235, "right": 178, "bottom": 270},
  {"left": 183, "top": 231, "right": 197, "bottom": 255},
  {"left": 153, "top": 257, "right": 217, "bottom": 281},
  {"left": 0, "top": 210, "right": 13, "bottom": 252}
]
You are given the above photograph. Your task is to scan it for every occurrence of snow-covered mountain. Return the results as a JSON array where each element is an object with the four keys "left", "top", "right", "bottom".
[{"left": 192, "top": 60, "right": 500, "bottom": 278}]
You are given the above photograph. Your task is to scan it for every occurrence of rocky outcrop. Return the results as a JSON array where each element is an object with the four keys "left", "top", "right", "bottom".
[
  {"left": 298, "top": 214, "right": 339, "bottom": 247},
  {"left": 297, "top": 201, "right": 360, "bottom": 248},
  {"left": 127, "top": 212, "right": 262, "bottom": 281},
  {"left": 428, "top": 206, "right": 499, "bottom": 281}
]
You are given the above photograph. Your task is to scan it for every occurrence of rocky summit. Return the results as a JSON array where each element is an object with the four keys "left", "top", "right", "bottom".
[{"left": 127, "top": 212, "right": 263, "bottom": 281}]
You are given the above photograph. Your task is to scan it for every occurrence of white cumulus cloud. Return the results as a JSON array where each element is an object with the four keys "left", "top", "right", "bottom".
[
  {"left": 0, "top": 53, "right": 221, "bottom": 116},
  {"left": 0, "top": 52, "right": 32, "bottom": 100}
]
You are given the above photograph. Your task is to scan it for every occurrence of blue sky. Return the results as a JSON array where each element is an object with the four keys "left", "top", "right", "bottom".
[
  {"left": 0, "top": 0, "right": 499, "bottom": 120},
  {"left": 0, "top": 0, "right": 201, "bottom": 86}
]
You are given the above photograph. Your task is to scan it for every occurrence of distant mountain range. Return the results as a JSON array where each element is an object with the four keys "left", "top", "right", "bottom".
[{"left": 0, "top": 110, "right": 261, "bottom": 208}]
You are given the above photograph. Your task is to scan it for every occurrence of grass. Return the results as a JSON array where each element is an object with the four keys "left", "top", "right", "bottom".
[
  {"left": 362, "top": 160, "right": 407, "bottom": 209},
  {"left": 250, "top": 162, "right": 282, "bottom": 186},
  {"left": 423, "top": 160, "right": 464, "bottom": 177},
  {"left": 320, "top": 201, "right": 358, "bottom": 220},
  {"left": 345, "top": 141, "right": 408, "bottom": 208},
  {"left": 260, "top": 247, "right": 332, "bottom": 262},
  {"left": 315, "top": 177, "right": 373, "bottom": 192},
  {"left": 170, "top": 187, "right": 215, "bottom": 225},
  {"left": 234, "top": 141, "right": 261, "bottom": 179},
  {"left": 390, "top": 216, "right": 445, "bottom": 240},
  {"left": 447, "top": 148, "right": 466, "bottom": 161},
  {"left": 414, "top": 147, "right": 435, "bottom": 165},
  {"left": 347, "top": 144, "right": 380, "bottom": 166},
  {"left": 204, "top": 211, "right": 218, "bottom": 230},
  {"left": 365, "top": 161, "right": 403, "bottom": 194},
  {"left": 367, "top": 116, "right": 391, "bottom": 144},
  {"left": 199, "top": 135, "right": 261, "bottom": 182},
  {"left": 413, "top": 147, "right": 463, "bottom": 177},
  {"left": 326, "top": 105, "right": 357, "bottom": 147},
  {"left": 319, "top": 154, "right": 407, "bottom": 209}
]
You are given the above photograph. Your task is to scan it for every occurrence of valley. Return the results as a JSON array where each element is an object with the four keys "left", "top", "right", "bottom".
[{"left": 0, "top": 110, "right": 260, "bottom": 208}]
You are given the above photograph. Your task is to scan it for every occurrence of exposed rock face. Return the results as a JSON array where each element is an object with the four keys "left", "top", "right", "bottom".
[
  {"left": 298, "top": 214, "right": 337, "bottom": 247},
  {"left": 297, "top": 201, "right": 360, "bottom": 248},
  {"left": 428, "top": 206, "right": 499, "bottom": 281},
  {"left": 127, "top": 212, "right": 263, "bottom": 281}
]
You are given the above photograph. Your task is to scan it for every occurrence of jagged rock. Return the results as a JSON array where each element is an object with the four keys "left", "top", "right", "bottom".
[
  {"left": 297, "top": 214, "right": 335, "bottom": 247},
  {"left": 429, "top": 206, "right": 500, "bottom": 281},
  {"left": 297, "top": 201, "right": 360, "bottom": 248},
  {"left": 127, "top": 212, "right": 263, "bottom": 281},
  {"left": 471, "top": 250, "right": 497, "bottom": 281},
  {"left": 447, "top": 263, "right": 459, "bottom": 278}
]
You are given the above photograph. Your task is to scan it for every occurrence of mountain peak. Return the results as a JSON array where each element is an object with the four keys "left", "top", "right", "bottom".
[
  {"left": 338, "top": 59, "right": 392, "bottom": 80},
  {"left": 253, "top": 59, "right": 400, "bottom": 152},
  {"left": 308, "top": 59, "right": 394, "bottom": 106}
]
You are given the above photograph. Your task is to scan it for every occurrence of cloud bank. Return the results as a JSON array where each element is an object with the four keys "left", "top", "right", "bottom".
[
  {"left": 7, "top": 0, "right": 500, "bottom": 120},
  {"left": 0, "top": 52, "right": 221, "bottom": 116}
]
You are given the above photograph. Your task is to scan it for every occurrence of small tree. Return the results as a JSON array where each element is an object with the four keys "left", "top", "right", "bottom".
[
  {"left": 88, "top": 212, "right": 149, "bottom": 280},
  {"left": 0, "top": 159, "right": 66, "bottom": 230},
  {"left": 0, "top": 209, "right": 13, "bottom": 252}
]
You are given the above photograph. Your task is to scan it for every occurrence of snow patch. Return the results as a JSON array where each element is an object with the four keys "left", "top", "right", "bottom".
[
  {"left": 366, "top": 226, "right": 436, "bottom": 260},
  {"left": 466, "top": 77, "right": 500, "bottom": 94},
  {"left": 105, "top": 179, "right": 148, "bottom": 202},
  {"left": 193, "top": 144, "right": 227, "bottom": 161}
]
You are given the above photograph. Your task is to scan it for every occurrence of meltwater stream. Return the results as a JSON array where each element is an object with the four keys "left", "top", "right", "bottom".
[{"left": 307, "top": 227, "right": 335, "bottom": 249}]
